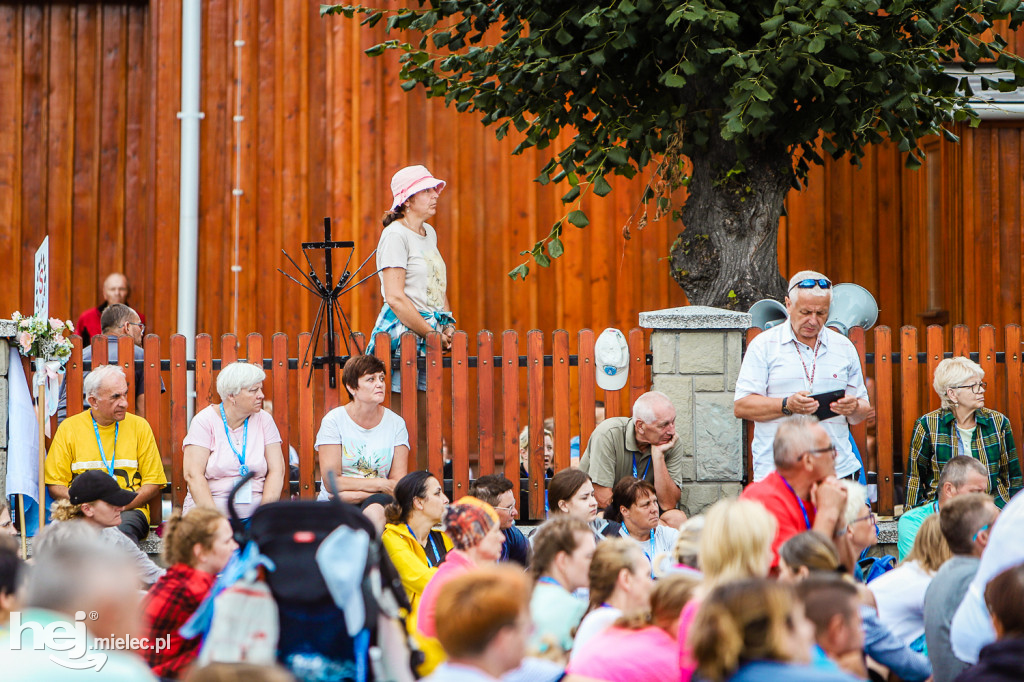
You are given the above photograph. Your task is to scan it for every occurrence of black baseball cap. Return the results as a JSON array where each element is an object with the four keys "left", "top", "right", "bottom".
[{"left": 68, "top": 470, "right": 137, "bottom": 507}]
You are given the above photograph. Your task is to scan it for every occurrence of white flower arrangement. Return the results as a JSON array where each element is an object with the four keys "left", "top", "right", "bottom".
[{"left": 11, "top": 311, "right": 75, "bottom": 364}]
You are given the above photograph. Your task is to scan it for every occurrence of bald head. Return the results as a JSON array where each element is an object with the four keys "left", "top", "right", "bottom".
[{"left": 102, "top": 273, "right": 129, "bottom": 306}]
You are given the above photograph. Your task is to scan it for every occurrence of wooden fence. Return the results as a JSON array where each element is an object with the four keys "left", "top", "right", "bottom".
[
  {"left": 60, "top": 328, "right": 651, "bottom": 522},
  {"left": 746, "top": 324, "right": 1024, "bottom": 516},
  {"left": 56, "top": 322, "right": 1024, "bottom": 523}
]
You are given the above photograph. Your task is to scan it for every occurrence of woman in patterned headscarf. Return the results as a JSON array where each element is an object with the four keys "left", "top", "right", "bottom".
[{"left": 414, "top": 497, "right": 504, "bottom": 675}]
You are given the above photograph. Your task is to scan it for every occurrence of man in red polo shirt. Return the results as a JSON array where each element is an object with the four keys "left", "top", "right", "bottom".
[
  {"left": 741, "top": 414, "right": 848, "bottom": 567},
  {"left": 76, "top": 272, "right": 145, "bottom": 346}
]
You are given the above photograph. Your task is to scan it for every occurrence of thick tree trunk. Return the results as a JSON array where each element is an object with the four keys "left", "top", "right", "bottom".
[{"left": 669, "top": 135, "right": 793, "bottom": 310}]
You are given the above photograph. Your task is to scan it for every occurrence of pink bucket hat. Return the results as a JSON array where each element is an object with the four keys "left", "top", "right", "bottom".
[{"left": 390, "top": 165, "right": 446, "bottom": 211}]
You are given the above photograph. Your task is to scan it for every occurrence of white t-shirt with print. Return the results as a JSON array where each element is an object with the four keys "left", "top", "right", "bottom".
[
  {"left": 315, "top": 406, "right": 409, "bottom": 500},
  {"left": 376, "top": 222, "right": 447, "bottom": 313}
]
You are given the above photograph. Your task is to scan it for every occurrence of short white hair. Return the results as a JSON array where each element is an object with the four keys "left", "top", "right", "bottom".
[
  {"left": 84, "top": 364, "right": 127, "bottom": 398},
  {"left": 787, "top": 270, "right": 832, "bottom": 299},
  {"left": 632, "top": 391, "right": 672, "bottom": 423},
  {"left": 839, "top": 480, "right": 869, "bottom": 526},
  {"left": 216, "top": 361, "right": 266, "bottom": 400},
  {"left": 933, "top": 356, "right": 984, "bottom": 409}
]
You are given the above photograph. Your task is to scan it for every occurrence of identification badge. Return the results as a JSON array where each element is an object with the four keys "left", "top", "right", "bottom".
[{"left": 235, "top": 477, "right": 253, "bottom": 504}]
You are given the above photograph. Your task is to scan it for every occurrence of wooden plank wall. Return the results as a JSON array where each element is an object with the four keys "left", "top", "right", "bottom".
[
  {"left": 0, "top": 1, "right": 687, "bottom": 350},
  {"left": 1, "top": 2, "right": 1022, "bottom": 354}
]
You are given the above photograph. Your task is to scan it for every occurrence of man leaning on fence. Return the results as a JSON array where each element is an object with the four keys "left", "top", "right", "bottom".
[
  {"left": 57, "top": 303, "right": 159, "bottom": 422},
  {"left": 579, "top": 391, "right": 687, "bottom": 526},
  {"left": 734, "top": 270, "right": 872, "bottom": 482},
  {"left": 45, "top": 364, "right": 167, "bottom": 544}
]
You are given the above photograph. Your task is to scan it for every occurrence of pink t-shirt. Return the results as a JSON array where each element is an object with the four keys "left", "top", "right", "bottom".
[
  {"left": 677, "top": 597, "right": 702, "bottom": 682},
  {"left": 416, "top": 550, "right": 475, "bottom": 638},
  {"left": 567, "top": 626, "right": 679, "bottom": 681},
  {"left": 182, "top": 405, "right": 282, "bottom": 518}
]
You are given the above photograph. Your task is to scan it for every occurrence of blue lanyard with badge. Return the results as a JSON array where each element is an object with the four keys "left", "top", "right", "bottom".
[
  {"left": 632, "top": 453, "right": 651, "bottom": 480},
  {"left": 406, "top": 524, "right": 443, "bottom": 567},
  {"left": 780, "top": 475, "right": 812, "bottom": 530},
  {"left": 221, "top": 404, "right": 253, "bottom": 504},
  {"left": 623, "top": 526, "right": 657, "bottom": 577},
  {"left": 91, "top": 412, "right": 118, "bottom": 477}
]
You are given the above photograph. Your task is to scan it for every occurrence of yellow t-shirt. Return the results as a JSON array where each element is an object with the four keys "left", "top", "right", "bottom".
[{"left": 45, "top": 410, "right": 167, "bottom": 522}]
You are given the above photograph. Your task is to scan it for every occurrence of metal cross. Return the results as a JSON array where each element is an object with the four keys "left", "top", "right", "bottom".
[{"left": 279, "top": 217, "right": 378, "bottom": 387}]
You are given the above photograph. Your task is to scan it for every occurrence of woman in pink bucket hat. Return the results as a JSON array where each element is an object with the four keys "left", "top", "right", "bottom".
[{"left": 366, "top": 165, "right": 456, "bottom": 467}]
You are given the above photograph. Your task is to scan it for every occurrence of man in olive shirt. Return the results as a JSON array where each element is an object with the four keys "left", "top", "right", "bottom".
[{"left": 579, "top": 391, "right": 687, "bottom": 525}]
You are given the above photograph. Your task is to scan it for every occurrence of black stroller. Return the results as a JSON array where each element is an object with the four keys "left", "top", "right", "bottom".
[{"left": 225, "top": 473, "right": 421, "bottom": 681}]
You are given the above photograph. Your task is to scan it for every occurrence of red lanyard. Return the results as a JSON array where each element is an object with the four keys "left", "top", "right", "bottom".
[{"left": 794, "top": 340, "right": 821, "bottom": 392}]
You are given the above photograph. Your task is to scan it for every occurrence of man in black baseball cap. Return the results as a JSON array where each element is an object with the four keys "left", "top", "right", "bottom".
[{"left": 69, "top": 471, "right": 138, "bottom": 530}]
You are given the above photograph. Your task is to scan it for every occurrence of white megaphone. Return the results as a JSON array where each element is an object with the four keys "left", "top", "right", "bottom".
[
  {"left": 749, "top": 299, "right": 788, "bottom": 331},
  {"left": 826, "top": 283, "right": 879, "bottom": 336}
]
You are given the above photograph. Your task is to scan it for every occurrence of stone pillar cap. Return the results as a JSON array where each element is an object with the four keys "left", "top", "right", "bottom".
[{"left": 639, "top": 306, "right": 752, "bottom": 330}]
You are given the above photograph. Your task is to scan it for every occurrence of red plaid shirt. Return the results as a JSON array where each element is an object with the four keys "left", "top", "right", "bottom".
[{"left": 143, "top": 563, "right": 215, "bottom": 678}]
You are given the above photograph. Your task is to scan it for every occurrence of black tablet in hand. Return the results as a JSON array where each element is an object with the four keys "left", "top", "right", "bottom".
[{"left": 809, "top": 389, "right": 846, "bottom": 421}]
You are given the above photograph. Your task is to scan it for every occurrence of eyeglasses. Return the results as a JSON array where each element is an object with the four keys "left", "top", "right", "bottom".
[
  {"left": 128, "top": 322, "right": 146, "bottom": 333},
  {"left": 972, "top": 523, "right": 990, "bottom": 543},
  {"left": 788, "top": 278, "right": 832, "bottom": 293},
  {"left": 854, "top": 511, "right": 876, "bottom": 525},
  {"left": 494, "top": 503, "right": 517, "bottom": 513},
  {"left": 951, "top": 381, "right": 987, "bottom": 394},
  {"left": 805, "top": 445, "right": 837, "bottom": 459}
]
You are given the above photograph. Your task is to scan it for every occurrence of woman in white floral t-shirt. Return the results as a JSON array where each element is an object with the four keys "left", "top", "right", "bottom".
[{"left": 316, "top": 354, "right": 410, "bottom": 530}]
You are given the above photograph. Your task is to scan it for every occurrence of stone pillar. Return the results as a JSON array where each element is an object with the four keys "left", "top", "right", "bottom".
[{"left": 639, "top": 305, "right": 751, "bottom": 516}]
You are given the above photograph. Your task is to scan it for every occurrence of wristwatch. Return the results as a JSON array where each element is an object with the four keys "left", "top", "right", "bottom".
[{"left": 781, "top": 397, "right": 793, "bottom": 416}]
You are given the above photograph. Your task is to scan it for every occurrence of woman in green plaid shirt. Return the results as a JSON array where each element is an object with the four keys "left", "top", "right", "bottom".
[{"left": 905, "top": 357, "right": 1023, "bottom": 509}]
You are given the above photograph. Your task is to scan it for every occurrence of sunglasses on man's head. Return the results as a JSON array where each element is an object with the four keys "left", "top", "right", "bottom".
[{"left": 789, "top": 278, "right": 832, "bottom": 292}]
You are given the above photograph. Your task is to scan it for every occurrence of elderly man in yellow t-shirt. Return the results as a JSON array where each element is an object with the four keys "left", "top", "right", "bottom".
[{"left": 45, "top": 364, "right": 166, "bottom": 544}]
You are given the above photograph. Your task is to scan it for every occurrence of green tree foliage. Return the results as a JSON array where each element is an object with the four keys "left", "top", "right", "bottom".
[{"left": 322, "top": 0, "right": 1024, "bottom": 306}]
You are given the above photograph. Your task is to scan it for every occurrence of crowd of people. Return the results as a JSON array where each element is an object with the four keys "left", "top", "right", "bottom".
[{"left": 2, "top": 169, "right": 1023, "bottom": 681}]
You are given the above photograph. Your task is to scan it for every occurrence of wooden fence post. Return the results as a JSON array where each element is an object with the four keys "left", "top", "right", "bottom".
[
  {"left": 874, "top": 327, "right": 895, "bottom": 516},
  {"left": 169, "top": 335, "right": 188, "bottom": 508},
  {"left": 552, "top": 330, "right": 571, "bottom": 473},
  {"left": 578, "top": 330, "right": 596, "bottom": 459},
  {"left": 502, "top": 331, "right": 520, "bottom": 503},
  {"left": 477, "top": 331, "right": 495, "bottom": 476},
  {"left": 899, "top": 326, "right": 919, "bottom": 511},
  {"left": 426, "top": 331, "right": 444, "bottom": 477},
  {"left": 451, "top": 331, "right": 469, "bottom": 498},
  {"left": 297, "top": 333, "right": 316, "bottom": 499},
  {"left": 271, "top": 333, "right": 291, "bottom": 498},
  {"left": 527, "top": 330, "right": 545, "bottom": 520}
]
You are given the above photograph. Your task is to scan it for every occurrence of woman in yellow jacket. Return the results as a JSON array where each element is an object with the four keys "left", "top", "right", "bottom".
[{"left": 381, "top": 471, "right": 451, "bottom": 673}]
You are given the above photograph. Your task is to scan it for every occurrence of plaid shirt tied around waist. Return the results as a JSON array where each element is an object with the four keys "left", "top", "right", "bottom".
[
  {"left": 366, "top": 303, "right": 455, "bottom": 356},
  {"left": 905, "top": 407, "right": 1023, "bottom": 509}
]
